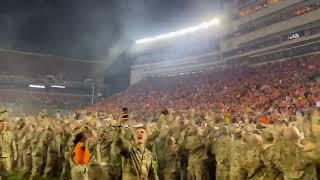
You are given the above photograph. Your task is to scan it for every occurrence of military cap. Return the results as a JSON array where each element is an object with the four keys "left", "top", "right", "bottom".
[
  {"left": 133, "top": 123, "right": 147, "bottom": 130},
  {"left": 0, "top": 109, "right": 8, "bottom": 114},
  {"left": 232, "top": 127, "right": 242, "bottom": 134},
  {"left": 256, "top": 123, "right": 266, "bottom": 129}
]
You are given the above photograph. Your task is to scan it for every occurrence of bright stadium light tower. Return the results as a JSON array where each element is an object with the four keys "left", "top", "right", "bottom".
[{"left": 135, "top": 18, "right": 220, "bottom": 44}]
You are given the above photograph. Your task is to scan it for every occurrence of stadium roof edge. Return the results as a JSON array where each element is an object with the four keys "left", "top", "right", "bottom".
[{"left": 0, "top": 48, "right": 105, "bottom": 64}]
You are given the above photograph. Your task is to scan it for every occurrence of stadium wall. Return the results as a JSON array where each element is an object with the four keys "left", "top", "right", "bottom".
[
  {"left": 224, "top": 8, "right": 320, "bottom": 49},
  {"left": 239, "top": 0, "right": 304, "bottom": 24}
]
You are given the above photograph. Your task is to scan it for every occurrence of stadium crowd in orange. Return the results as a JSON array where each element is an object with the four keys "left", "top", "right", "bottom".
[{"left": 89, "top": 54, "right": 320, "bottom": 124}]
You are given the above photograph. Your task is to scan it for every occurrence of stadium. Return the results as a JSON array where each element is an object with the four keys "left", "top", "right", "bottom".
[{"left": 0, "top": 0, "right": 320, "bottom": 179}]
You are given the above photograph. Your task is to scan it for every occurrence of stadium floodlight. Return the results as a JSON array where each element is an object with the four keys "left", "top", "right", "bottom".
[
  {"left": 51, "top": 85, "right": 66, "bottom": 89},
  {"left": 29, "top": 84, "right": 46, "bottom": 89},
  {"left": 136, "top": 18, "right": 220, "bottom": 44}
]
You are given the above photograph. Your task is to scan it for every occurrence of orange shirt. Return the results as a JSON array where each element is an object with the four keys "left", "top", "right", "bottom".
[
  {"left": 73, "top": 142, "right": 90, "bottom": 165},
  {"left": 260, "top": 115, "right": 271, "bottom": 125}
]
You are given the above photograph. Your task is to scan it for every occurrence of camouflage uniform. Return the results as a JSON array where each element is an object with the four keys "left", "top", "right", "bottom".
[
  {"left": 43, "top": 130, "right": 61, "bottom": 178},
  {"left": 259, "top": 129, "right": 283, "bottom": 180},
  {"left": 212, "top": 134, "right": 230, "bottom": 180},
  {"left": 21, "top": 131, "right": 33, "bottom": 179},
  {"left": 241, "top": 134, "right": 264, "bottom": 180},
  {"left": 61, "top": 130, "right": 73, "bottom": 180},
  {"left": 88, "top": 142, "right": 104, "bottom": 180},
  {"left": 29, "top": 129, "right": 49, "bottom": 180},
  {"left": 184, "top": 127, "right": 208, "bottom": 180},
  {"left": 71, "top": 164, "right": 88, "bottom": 180},
  {"left": 14, "top": 129, "right": 23, "bottom": 171},
  {"left": 229, "top": 132, "right": 246, "bottom": 180},
  {"left": 98, "top": 127, "right": 121, "bottom": 180},
  {"left": 0, "top": 128, "right": 17, "bottom": 180},
  {"left": 275, "top": 139, "right": 317, "bottom": 180},
  {"left": 160, "top": 137, "right": 180, "bottom": 180},
  {"left": 111, "top": 127, "right": 159, "bottom": 180}
]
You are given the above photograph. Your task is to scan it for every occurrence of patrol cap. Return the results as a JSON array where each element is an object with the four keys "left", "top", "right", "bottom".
[
  {"left": 275, "top": 119, "right": 287, "bottom": 125},
  {"left": 0, "top": 109, "right": 7, "bottom": 114},
  {"left": 41, "top": 112, "right": 48, "bottom": 118},
  {"left": 256, "top": 123, "right": 266, "bottom": 129},
  {"left": 133, "top": 123, "right": 147, "bottom": 131},
  {"left": 233, "top": 127, "right": 242, "bottom": 134}
]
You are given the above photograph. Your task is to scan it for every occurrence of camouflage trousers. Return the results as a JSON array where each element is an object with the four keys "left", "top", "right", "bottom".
[
  {"left": 0, "top": 157, "right": 11, "bottom": 180},
  {"left": 187, "top": 161, "right": 208, "bottom": 180},
  {"left": 216, "top": 163, "right": 229, "bottom": 180},
  {"left": 89, "top": 164, "right": 120, "bottom": 180},
  {"left": 71, "top": 165, "right": 88, "bottom": 180},
  {"left": 29, "top": 155, "right": 44, "bottom": 180},
  {"left": 22, "top": 154, "right": 32, "bottom": 179},
  {"left": 161, "top": 171, "right": 178, "bottom": 180},
  {"left": 43, "top": 152, "right": 59, "bottom": 178},
  {"left": 229, "top": 166, "right": 246, "bottom": 180},
  {"left": 61, "top": 160, "right": 71, "bottom": 180},
  {"left": 88, "top": 164, "right": 105, "bottom": 180},
  {"left": 16, "top": 151, "right": 24, "bottom": 171},
  {"left": 257, "top": 167, "right": 283, "bottom": 180}
]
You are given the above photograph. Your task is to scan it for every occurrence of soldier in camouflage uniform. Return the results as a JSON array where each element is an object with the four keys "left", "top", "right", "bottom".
[
  {"left": 29, "top": 123, "right": 50, "bottom": 180},
  {"left": 43, "top": 125, "right": 62, "bottom": 178},
  {"left": 211, "top": 125, "right": 231, "bottom": 180},
  {"left": 275, "top": 126, "right": 317, "bottom": 180},
  {"left": 241, "top": 131, "right": 264, "bottom": 179},
  {"left": 87, "top": 123, "right": 118, "bottom": 180},
  {"left": 184, "top": 125, "right": 209, "bottom": 180},
  {"left": 259, "top": 128, "right": 283, "bottom": 180},
  {"left": 111, "top": 123, "right": 159, "bottom": 180},
  {"left": 229, "top": 127, "right": 246, "bottom": 180},
  {"left": 15, "top": 119, "right": 27, "bottom": 171},
  {"left": 0, "top": 117, "right": 17, "bottom": 180},
  {"left": 302, "top": 110, "right": 320, "bottom": 160},
  {"left": 87, "top": 128, "right": 103, "bottom": 180},
  {"left": 97, "top": 126, "right": 121, "bottom": 180},
  {"left": 21, "top": 124, "right": 34, "bottom": 179},
  {"left": 60, "top": 124, "right": 73, "bottom": 180},
  {"left": 160, "top": 136, "right": 180, "bottom": 180}
]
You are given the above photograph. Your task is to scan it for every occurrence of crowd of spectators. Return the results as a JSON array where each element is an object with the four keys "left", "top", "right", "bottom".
[
  {"left": 232, "top": 2, "right": 320, "bottom": 38},
  {"left": 239, "top": 0, "right": 284, "bottom": 17},
  {"left": 89, "top": 54, "right": 320, "bottom": 123},
  {"left": 0, "top": 90, "right": 90, "bottom": 113}
]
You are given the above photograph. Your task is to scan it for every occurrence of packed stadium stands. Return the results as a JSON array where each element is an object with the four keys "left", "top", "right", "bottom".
[
  {"left": 0, "top": 49, "right": 105, "bottom": 113},
  {"left": 89, "top": 53, "right": 320, "bottom": 123},
  {"left": 0, "top": 89, "right": 91, "bottom": 113},
  {"left": 131, "top": 0, "right": 320, "bottom": 84},
  {"left": 1, "top": 0, "right": 320, "bottom": 116}
]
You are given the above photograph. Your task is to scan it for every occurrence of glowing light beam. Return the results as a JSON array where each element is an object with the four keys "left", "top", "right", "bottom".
[
  {"left": 51, "top": 85, "right": 66, "bottom": 89},
  {"left": 136, "top": 18, "right": 220, "bottom": 44},
  {"left": 29, "top": 84, "right": 46, "bottom": 89}
]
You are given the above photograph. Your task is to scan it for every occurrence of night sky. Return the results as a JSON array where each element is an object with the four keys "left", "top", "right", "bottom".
[{"left": 0, "top": 0, "right": 219, "bottom": 60}]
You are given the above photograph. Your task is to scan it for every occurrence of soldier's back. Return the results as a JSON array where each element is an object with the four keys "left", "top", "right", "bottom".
[
  {"left": 276, "top": 140, "right": 316, "bottom": 180},
  {"left": 259, "top": 144, "right": 283, "bottom": 180},
  {"left": 213, "top": 135, "right": 230, "bottom": 180},
  {"left": 229, "top": 139, "right": 246, "bottom": 180}
]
